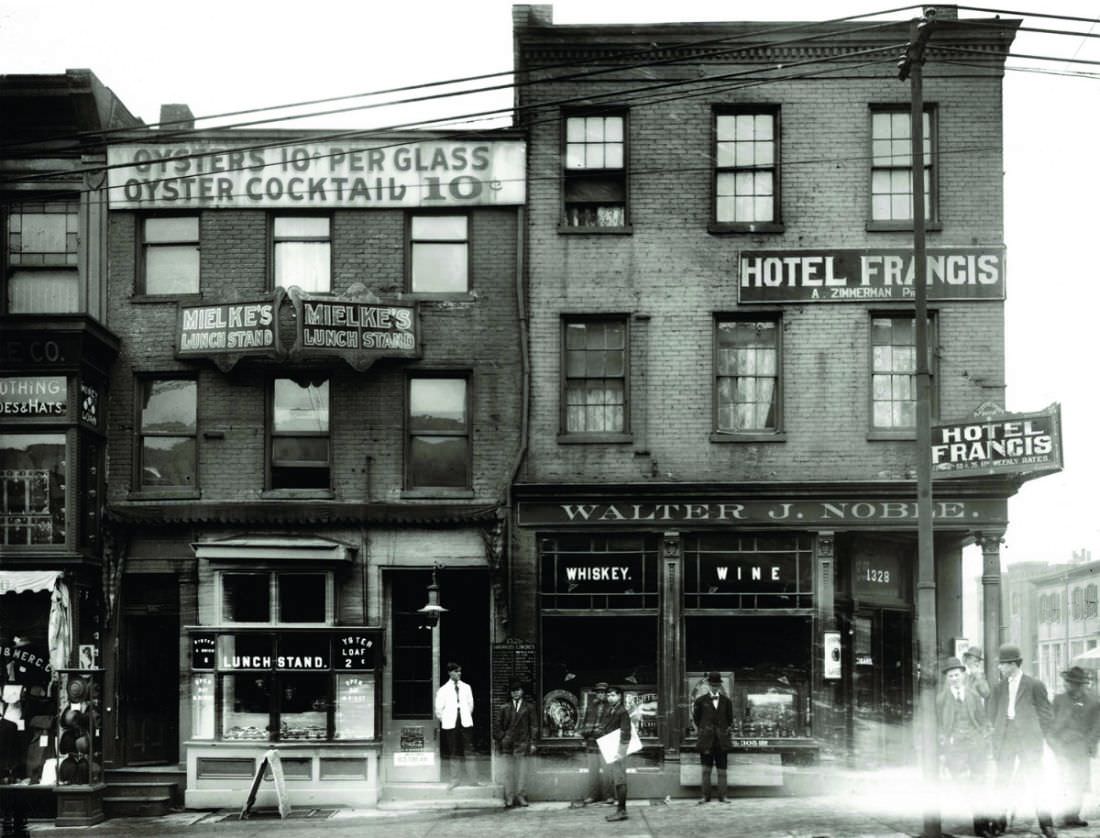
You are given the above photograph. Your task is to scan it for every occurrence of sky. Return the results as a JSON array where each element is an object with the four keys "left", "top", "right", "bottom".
[{"left": 2, "top": 0, "right": 1098, "bottom": 587}]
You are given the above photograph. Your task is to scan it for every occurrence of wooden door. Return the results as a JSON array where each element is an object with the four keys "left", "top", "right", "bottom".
[{"left": 122, "top": 613, "right": 179, "bottom": 765}]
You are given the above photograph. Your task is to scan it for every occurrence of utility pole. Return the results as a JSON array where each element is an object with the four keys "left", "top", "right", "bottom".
[{"left": 897, "top": 10, "right": 939, "bottom": 838}]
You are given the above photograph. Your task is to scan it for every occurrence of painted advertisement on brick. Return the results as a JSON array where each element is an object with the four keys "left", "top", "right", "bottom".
[
  {"left": 738, "top": 247, "right": 1005, "bottom": 303},
  {"left": 931, "top": 403, "right": 1062, "bottom": 479},
  {"left": 107, "top": 140, "right": 526, "bottom": 209}
]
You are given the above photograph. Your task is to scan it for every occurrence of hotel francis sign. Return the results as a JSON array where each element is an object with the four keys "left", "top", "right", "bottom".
[
  {"left": 738, "top": 247, "right": 1005, "bottom": 303},
  {"left": 175, "top": 288, "right": 419, "bottom": 372},
  {"left": 932, "top": 404, "right": 1063, "bottom": 479},
  {"left": 107, "top": 140, "right": 526, "bottom": 209}
]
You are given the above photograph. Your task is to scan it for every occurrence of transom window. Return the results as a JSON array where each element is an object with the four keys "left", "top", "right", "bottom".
[
  {"left": 563, "top": 113, "right": 627, "bottom": 228},
  {"left": 138, "top": 378, "right": 197, "bottom": 490},
  {"left": 410, "top": 215, "right": 468, "bottom": 292},
  {"left": 270, "top": 377, "right": 330, "bottom": 489},
  {"left": 5, "top": 200, "right": 79, "bottom": 313},
  {"left": 221, "top": 571, "right": 332, "bottom": 624},
  {"left": 273, "top": 216, "right": 330, "bottom": 293},
  {"left": 870, "top": 108, "right": 935, "bottom": 224},
  {"left": 407, "top": 376, "right": 470, "bottom": 489},
  {"left": 142, "top": 216, "right": 199, "bottom": 295},
  {"left": 715, "top": 111, "right": 778, "bottom": 225},
  {"left": 563, "top": 318, "right": 627, "bottom": 434},
  {"left": 715, "top": 318, "right": 779, "bottom": 433},
  {"left": 870, "top": 315, "right": 936, "bottom": 430}
]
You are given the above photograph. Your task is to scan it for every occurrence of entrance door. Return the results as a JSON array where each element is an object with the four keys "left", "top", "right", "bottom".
[
  {"left": 847, "top": 608, "right": 913, "bottom": 766},
  {"left": 122, "top": 612, "right": 179, "bottom": 765}
]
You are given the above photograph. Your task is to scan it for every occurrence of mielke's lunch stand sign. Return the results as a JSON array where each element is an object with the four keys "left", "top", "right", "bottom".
[{"left": 931, "top": 404, "right": 1063, "bottom": 479}]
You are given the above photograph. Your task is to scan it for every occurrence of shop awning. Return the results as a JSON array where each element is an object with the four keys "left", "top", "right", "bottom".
[
  {"left": 193, "top": 536, "right": 354, "bottom": 563},
  {"left": 0, "top": 570, "right": 62, "bottom": 596}
]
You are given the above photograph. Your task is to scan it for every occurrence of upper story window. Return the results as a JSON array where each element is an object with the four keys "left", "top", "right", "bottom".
[
  {"left": 409, "top": 214, "right": 468, "bottom": 293},
  {"left": 221, "top": 571, "right": 332, "bottom": 624},
  {"left": 269, "top": 377, "right": 330, "bottom": 490},
  {"left": 870, "top": 314, "right": 936, "bottom": 432},
  {"left": 714, "top": 109, "right": 779, "bottom": 229},
  {"left": 5, "top": 200, "right": 79, "bottom": 313},
  {"left": 563, "top": 113, "right": 627, "bottom": 229},
  {"left": 273, "top": 216, "right": 330, "bottom": 293},
  {"left": 138, "top": 377, "right": 198, "bottom": 491},
  {"left": 715, "top": 317, "right": 780, "bottom": 434},
  {"left": 870, "top": 107, "right": 936, "bottom": 228},
  {"left": 563, "top": 318, "right": 627, "bottom": 435},
  {"left": 141, "top": 216, "right": 199, "bottom": 295},
  {"left": 1073, "top": 587, "right": 1085, "bottom": 621},
  {"left": 1087, "top": 584, "right": 1098, "bottom": 619},
  {"left": 407, "top": 376, "right": 470, "bottom": 489}
]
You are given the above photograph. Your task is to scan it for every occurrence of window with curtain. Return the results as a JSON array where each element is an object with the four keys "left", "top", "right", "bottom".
[
  {"left": 715, "top": 318, "right": 779, "bottom": 433},
  {"left": 563, "top": 113, "right": 627, "bottom": 228},
  {"left": 870, "top": 314, "right": 936, "bottom": 431},
  {"left": 273, "top": 216, "right": 330, "bottom": 293},
  {"left": 563, "top": 318, "right": 627, "bottom": 434}
]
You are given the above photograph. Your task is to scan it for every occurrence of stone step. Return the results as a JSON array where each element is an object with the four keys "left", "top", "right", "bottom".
[{"left": 102, "top": 794, "right": 174, "bottom": 818}]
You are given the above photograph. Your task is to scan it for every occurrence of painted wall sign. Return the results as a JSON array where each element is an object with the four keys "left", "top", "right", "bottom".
[
  {"left": 932, "top": 404, "right": 1062, "bottom": 479},
  {"left": 738, "top": 247, "right": 1006, "bottom": 303},
  {"left": 191, "top": 634, "right": 216, "bottom": 670},
  {"left": 176, "top": 293, "right": 283, "bottom": 371},
  {"left": 518, "top": 499, "right": 1007, "bottom": 528},
  {"left": 107, "top": 140, "right": 526, "bottom": 209},
  {"left": 336, "top": 633, "right": 377, "bottom": 671},
  {"left": 0, "top": 376, "right": 67, "bottom": 417},
  {"left": 0, "top": 336, "right": 76, "bottom": 367},
  {"left": 694, "top": 554, "right": 798, "bottom": 593},
  {"left": 541, "top": 554, "right": 653, "bottom": 595}
]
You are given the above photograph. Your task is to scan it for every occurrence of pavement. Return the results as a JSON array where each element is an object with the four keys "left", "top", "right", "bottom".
[{"left": 18, "top": 770, "right": 1100, "bottom": 838}]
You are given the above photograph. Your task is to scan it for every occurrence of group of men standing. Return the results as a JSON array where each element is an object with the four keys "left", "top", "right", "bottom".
[{"left": 938, "top": 643, "right": 1100, "bottom": 838}]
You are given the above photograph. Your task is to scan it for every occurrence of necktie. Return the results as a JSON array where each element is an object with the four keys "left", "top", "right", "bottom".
[
  {"left": 515, "top": 700, "right": 520, "bottom": 713},
  {"left": 955, "top": 689, "right": 963, "bottom": 703},
  {"left": 454, "top": 682, "right": 460, "bottom": 700}
]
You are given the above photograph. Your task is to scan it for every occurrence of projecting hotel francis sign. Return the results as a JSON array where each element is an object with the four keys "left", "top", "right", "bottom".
[
  {"left": 176, "top": 286, "right": 419, "bottom": 372},
  {"left": 932, "top": 404, "right": 1063, "bottom": 479},
  {"left": 107, "top": 140, "right": 526, "bottom": 208},
  {"left": 738, "top": 247, "right": 1005, "bottom": 303}
]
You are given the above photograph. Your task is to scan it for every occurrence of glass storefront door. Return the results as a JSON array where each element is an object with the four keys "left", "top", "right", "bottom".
[{"left": 847, "top": 608, "right": 913, "bottom": 766}]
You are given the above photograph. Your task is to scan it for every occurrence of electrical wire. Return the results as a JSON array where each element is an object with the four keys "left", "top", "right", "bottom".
[
  {"left": 956, "top": 6, "right": 1100, "bottom": 25},
  {"left": 934, "top": 43, "right": 1100, "bottom": 65}
]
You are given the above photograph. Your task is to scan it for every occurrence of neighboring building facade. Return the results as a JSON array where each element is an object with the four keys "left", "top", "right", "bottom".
[
  {"left": 1034, "top": 554, "right": 1099, "bottom": 691},
  {"left": 510, "top": 5, "right": 1018, "bottom": 796},
  {"left": 1, "top": 69, "right": 142, "bottom": 824},
  {"left": 101, "top": 125, "right": 525, "bottom": 807}
]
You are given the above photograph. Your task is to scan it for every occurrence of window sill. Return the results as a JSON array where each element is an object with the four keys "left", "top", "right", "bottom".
[
  {"left": 708, "top": 222, "right": 785, "bottom": 235},
  {"left": 130, "top": 293, "right": 203, "bottom": 304},
  {"left": 556, "top": 432, "right": 634, "bottom": 445},
  {"left": 709, "top": 432, "right": 787, "bottom": 444},
  {"left": 259, "top": 488, "right": 336, "bottom": 500},
  {"left": 400, "top": 488, "right": 474, "bottom": 499},
  {"left": 127, "top": 489, "right": 201, "bottom": 500},
  {"left": 865, "top": 221, "right": 943, "bottom": 233},
  {"left": 557, "top": 224, "right": 633, "bottom": 236},
  {"left": 866, "top": 430, "right": 916, "bottom": 442},
  {"left": 405, "top": 292, "right": 476, "bottom": 302}
]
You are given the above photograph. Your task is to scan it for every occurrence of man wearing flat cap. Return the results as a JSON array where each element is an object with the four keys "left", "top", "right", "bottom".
[
  {"left": 1049, "top": 666, "right": 1100, "bottom": 828},
  {"left": 579, "top": 681, "right": 610, "bottom": 805},
  {"left": 963, "top": 646, "right": 991, "bottom": 703},
  {"left": 692, "top": 671, "right": 733, "bottom": 805},
  {"left": 937, "top": 657, "right": 992, "bottom": 837},
  {"left": 988, "top": 643, "right": 1055, "bottom": 838}
]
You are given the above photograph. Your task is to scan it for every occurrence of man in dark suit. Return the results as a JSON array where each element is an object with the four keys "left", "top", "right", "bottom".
[
  {"left": 692, "top": 671, "right": 733, "bottom": 805},
  {"left": 937, "top": 656, "right": 993, "bottom": 837},
  {"left": 494, "top": 679, "right": 537, "bottom": 808},
  {"left": 1049, "top": 666, "right": 1100, "bottom": 828},
  {"left": 988, "top": 643, "right": 1055, "bottom": 838},
  {"left": 579, "top": 681, "right": 610, "bottom": 805}
]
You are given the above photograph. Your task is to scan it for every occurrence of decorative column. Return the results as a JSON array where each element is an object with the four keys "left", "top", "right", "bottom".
[
  {"left": 980, "top": 532, "right": 1005, "bottom": 687},
  {"left": 660, "top": 531, "right": 682, "bottom": 756}
]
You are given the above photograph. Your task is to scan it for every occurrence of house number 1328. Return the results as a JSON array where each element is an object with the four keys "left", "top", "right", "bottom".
[{"left": 866, "top": 569, "right": 890, "bottom": 583}]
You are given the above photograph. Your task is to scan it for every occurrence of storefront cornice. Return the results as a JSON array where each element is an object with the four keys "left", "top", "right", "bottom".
[
  {"left": 105, "top": 500, "right": 500, "bottom": 528},
  {"left": 0, "top": 314, "right": 120, "bottom": 374}
]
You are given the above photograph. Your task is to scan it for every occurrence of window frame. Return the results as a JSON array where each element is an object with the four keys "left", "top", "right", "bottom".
[
  {"left": 711, "top": 313, "right": 784, "bottom": 441},
  {"left": 867, "top": 103, "right": 940, "bottom": 232},
  {"left": 265, "top": 374, "right": 333, "bottom": 493},
  {"left": 270, "top": 213, "right": 333, "bottom": 294},
  {"left": 404, "top": 372, "right": 473, "bottom": 492},
  {"left": 560, "top": 108, "right": 631, "bottom": 234},
  {"left": 710, "top": 105, "right": 783, "bottom": 234},
  {"left": 137, "top": 213, "right": 201, "bottom": 297},
  {"left": 134, "top": 374, "right": 199, "bottom": 497},
  {"left": 559, "top": 315, "right": 631, "bottom": 443},
  {"left": 867, "top": 311, "right": 938, "bottom": 439},
  {"left": 217, "top": 570, "right": 335, "bottom": 627},
  {"left": 405, "top": 211, "right": 471, "bottom": 295},
  {"left": 3, "top": 198, "right": 81, "bottom": 315}
]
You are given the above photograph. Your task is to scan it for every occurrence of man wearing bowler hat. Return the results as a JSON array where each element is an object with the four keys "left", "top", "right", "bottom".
[
  {"left": 988, "top": 643, "right": 1055, "bottom": 838},
  {"left": 1049, "top": 666, "right": 1100, "bottom": 828},
  {"left": 937, "top": 657, "right": 992, "bottom": 837},
  {"left": 692, "top": 671, "right": 733, "bottom": 805},
  {"left": 963, "top": 646, "right": 991, "bottom": 703},
  {"left": 495, "top": 679, "right": 537, "bottom": 809}
]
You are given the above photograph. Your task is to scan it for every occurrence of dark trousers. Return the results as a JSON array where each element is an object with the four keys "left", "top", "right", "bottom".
[
  {"left": 585, "top": 743, "right": 609, "bottom": 800},
  {"left": 993, "top": 723, "right": 1053, "bottom": 830},
  {"left": 442, "top": 726, "right": 477, "bottom": 782},
  {"left": 500, "top": 750, "right": 529, "bottom": 801},
  {"left": 942, "top": 736, "right": 991, "bottom": 834},
  {"left": 700, "top": 745, "right": 729, "bottom": 801}
]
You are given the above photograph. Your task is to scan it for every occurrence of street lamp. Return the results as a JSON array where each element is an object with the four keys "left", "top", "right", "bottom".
[{"left": 417, "top": 565, "right": 448, "bottom": 628}]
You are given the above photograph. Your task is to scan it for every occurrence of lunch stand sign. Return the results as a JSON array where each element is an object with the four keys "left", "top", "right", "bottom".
[{"left": 931, "top": 404, "right": 1063, "bottom": 479}]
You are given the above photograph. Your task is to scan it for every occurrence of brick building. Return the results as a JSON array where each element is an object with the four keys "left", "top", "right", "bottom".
[
  {"left": 509, "top": 5, "right": 1018, "bottom": 796},
  {"left": 100, "top": 124, "right": 525, "bottom": 807}
]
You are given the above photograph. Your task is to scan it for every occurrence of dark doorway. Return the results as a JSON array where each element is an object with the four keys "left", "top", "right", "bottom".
[
  {"left": 121, "top": 574, "right": 179, "bottom": 765},
  {"left": 438, "top": 569, "right": 491, "bottom": 754},
  {"left": 845, "top": 607, "right": 914, "bottom": 766}
]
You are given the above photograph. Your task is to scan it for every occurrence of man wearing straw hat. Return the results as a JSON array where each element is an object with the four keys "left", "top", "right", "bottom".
[
  {"left": 937, "top": 657, "right": 993, "bottom": 837},
  {"left": 1049, "top": 665, "right": 1100, "bottom": 828}
]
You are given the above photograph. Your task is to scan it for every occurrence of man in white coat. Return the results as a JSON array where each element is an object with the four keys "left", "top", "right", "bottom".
[{"left": 435, "top": 661, "right": 478, "bottom": 788}]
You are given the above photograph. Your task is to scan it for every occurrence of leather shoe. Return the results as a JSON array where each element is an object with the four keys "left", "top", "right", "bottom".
[
  {"left": 516, "top": 795, "right": 529, "bottom": 807},
  {"left": 1064, "top": 817, "right": 1088, "bottom": 827},
  {"left": 605, "top": 810, "right": 628, "bottom": 822},
  {"left": 1041, "top": 826, "right": 1058, "bottom": 838}
]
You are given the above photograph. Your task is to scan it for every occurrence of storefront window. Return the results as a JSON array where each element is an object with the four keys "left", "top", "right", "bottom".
[
  {"left": 335, "top": 673, "right": 375, "bottom": 739},
  {"left": 0, "top": 433, "right": 66, "bottom": 546},
  {"left": 191, "top": 673, "right": 215, "bottom": 740},
  {"left": 683, "top": 533, "right": 812, "bottom": 609},
  {"left": 539, "top": 534, "right": 659, "bottom": 609}
]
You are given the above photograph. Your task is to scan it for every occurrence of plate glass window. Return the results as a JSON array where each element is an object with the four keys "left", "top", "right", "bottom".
[
  {"left": 407, "top": 377, "right": 469, "bottom": 488},
  {"left": 563, "top": 114, "right": 626, "bottom": 227},
  {"left": 410, "top": 215, "right": 468, "bottom": 292},
  {"left": 871, "top": 110, "right": 933, "bottom": 223},
  {"left": 274, "top": 216, "right": 330, "bottom": 293},
  {"left": 138, "top": 378, "right": 197, "bottom": 489},
  {"left": 143, "top": 217, "right": 199, "bottom": 294},
  {"left": 0, "top": 433, "right": 66, "bottom": 545},
  {"left": 5, "top": 200, "right": 79, "bottom": 313},
  {"left": 716, "top": 319, "right": 778, "bottom": 432},
  {"left": 564, "top": 319, "right": 626, "bottom": 433},
  {"left": 715, "top": 113, "right": 776, "bottom": 224},
  {"left": 271, "top": 377, "right": 330, "bottom": 489}
]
